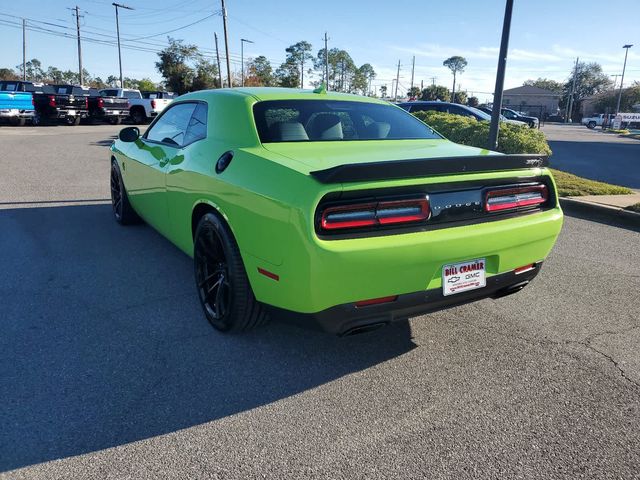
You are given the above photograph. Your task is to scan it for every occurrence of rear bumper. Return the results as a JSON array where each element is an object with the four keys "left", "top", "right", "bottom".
[
  {"left": 0, "top": 109, "right": 34, "bottom": 119},
  {"left": 267, "top": 262, "right": 542, "bottom": 335},
  {"left": 92, "top": 108, "right": 128, "bottom": 118}
]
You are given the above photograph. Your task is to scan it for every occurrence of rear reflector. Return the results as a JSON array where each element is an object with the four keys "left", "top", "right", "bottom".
[
  {"left": 257, "top": 267, "right": 279, "bottom": 281},
  {"left": 485, "top": 184, "right": 548, "bottom": 212},
  {"left": 514, "top": 263, "right": 536, "bottom": 274},
  {"left": 321, "top": 198, "right": 430, "bottom": 231},
  {"left": 355, "top": 295, "right": 398, "bottom": 308}
]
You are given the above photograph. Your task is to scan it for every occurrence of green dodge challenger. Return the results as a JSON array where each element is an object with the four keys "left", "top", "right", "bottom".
[{"left": 110, "top": 87, "right": 563, "bottom": 335}]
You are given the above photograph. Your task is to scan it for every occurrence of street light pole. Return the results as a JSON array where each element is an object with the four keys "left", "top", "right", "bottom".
[
  {"left": 240, "top": 38, "right": 253, "bottom": 87},
  {"left": 112, "top": 3, "right": 134, "bottom": 88},
  {"left": 615, "top": 44, "right": 633, "bottom": 115},
  {"left": 487, "top": 0, "right": 513, "bottom": 150},
  {"left": 221, "top": 0, "right": 232, "bottom": 88}
]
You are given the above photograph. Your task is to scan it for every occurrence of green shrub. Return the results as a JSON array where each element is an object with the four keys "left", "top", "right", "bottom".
[{"left": 413, "top": 111, "right": 552, "bottom": 156}]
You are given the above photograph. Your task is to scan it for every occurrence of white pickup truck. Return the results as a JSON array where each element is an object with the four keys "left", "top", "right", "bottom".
[
  {"left": 581, "top": 113, "right": 615, "bottom": 129},
  {"left": 98, "top": 88, "right": 175, "bottom": 124}
]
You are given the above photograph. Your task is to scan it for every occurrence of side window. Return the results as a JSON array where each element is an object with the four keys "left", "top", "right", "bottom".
[
  {"left": 449, "top": 106, "right": 474, "bottom": 118},
  {"left": 183, "top": 103, "right": 208, "bottom": 145},
  {"left": 145, "top": 103, "right": 197, "bottom": 147},
  {"left": 125, "top": 90, "right": 141, "bottom": 99}
]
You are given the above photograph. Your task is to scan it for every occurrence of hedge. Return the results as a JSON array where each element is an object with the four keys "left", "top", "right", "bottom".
[{"left": 412, "top": 111, "right": 552, "bottom": 156}]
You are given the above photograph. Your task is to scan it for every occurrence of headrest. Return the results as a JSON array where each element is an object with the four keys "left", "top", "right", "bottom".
[
  {"left": 270, "top": 121, "right": 309, "bottom": 142},
  {"left": 308, "top": 114, "right": 343, "bottom": 140},
  {"left": 365, "top": 121, "right": 391, "bottom": 139}
]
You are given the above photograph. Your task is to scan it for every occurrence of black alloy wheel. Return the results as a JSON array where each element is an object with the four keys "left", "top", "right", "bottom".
[
  {"left": 110, "top": 163, "right": 123, "bottom": 222},
  {"left": 194, "top": 213, "right": 267, "bottom": 333},
  {"left": 195, "top": 224, "right": 232, "bottom": 330},
  {"left": 110, "top": 160, "right": 140, "bottom": 225}
]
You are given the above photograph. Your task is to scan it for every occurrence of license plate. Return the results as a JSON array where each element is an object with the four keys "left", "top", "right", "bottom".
[{"left": 442, "top": 258, "right": 486, "bottom": 296}]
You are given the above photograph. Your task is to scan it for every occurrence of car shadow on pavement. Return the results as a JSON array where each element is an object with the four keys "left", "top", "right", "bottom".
[
  {"left": 0, "top": 204, "right": 416, "bottom": 472},
  {"left": 90, "top": 135, "right": 118, "bottom": 147}
]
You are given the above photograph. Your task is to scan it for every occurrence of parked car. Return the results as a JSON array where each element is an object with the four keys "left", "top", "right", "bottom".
[
  {"left": 32, "top": 84, "right": 91, "bottom": 126},
  {"left": 475, "top": 106, "right": 525, "bottom": 125},
  {"left": 0, "top": 80, "right": 39, "bottom": 126},
  {"left": 397, "top": 101, "right": 527, "bottom": 127},
  {"left": 581, "top": 113, "right": 616, "bottom": 129},
  {"left": 109, "top": 88, "right": 563, "bottom": 335},
  {"left": 100, "top": 88, "right": 173, "bottom": 124},
  {"left": 500, "top": 108, "right": 539, "bottom": 128}
]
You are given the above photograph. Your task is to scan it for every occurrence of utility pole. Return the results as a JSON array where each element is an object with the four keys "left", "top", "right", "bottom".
[
  {"left": 615, "top": 44, "right": 633, "bottom": 115},
  {"left": 73, "top": 6, "right": 83, "bottom": 84},
  {"left": 323, "top": 32, "right": 329, "bottom": 89},
  {"left": 214, "top": 32, "right": 223, "bottom": 88},
  {"left": 565, "top": 57, "right": 579, "bottom": 123},
  {"left": 240, "top": 38, "right": 253, "bottom": 87},
  {"left": 487, "top": 0, "right": 514, "bottom": 150},
  {"left": 430, "top": 76, "right": 436, "bottom": 86},
  {"left": 410, "top": 55, "right": 415, "bottom": 93},
  {"left": 611, "top": 74, "right": 620, "bottom": 91},
  {"left": 112, "top": 3, "right": 133, "bottom": 88},
  {"left": 220, "top": 0, "right": 232, "bottom": 87},
  {"left": 420, "top": 79, "right": 423, "bottom": 90},
  {"left": 394, "top": 60, "right": 400, "bottom": 101},
  {"left": 22, "top": 19, "right": 26, "bottom": 81}
]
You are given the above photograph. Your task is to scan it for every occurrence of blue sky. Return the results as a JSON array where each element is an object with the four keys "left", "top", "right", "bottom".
[{"left": 1, "top": 0, "right": 638, "bottom": 101}]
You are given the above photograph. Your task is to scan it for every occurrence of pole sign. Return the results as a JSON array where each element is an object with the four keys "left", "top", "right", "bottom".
[{"left": 614, "top": 113, "right": 640, "bottom": 129}]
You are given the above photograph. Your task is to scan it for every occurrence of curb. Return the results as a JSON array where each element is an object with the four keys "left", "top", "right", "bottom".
[{"left": 559, "top": 197, "right": 640, "bottom": 229}]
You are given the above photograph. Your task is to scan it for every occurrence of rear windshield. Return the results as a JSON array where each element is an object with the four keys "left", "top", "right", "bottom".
[{"left": 253, "top": 100, "right": 441, "bottom": 143}]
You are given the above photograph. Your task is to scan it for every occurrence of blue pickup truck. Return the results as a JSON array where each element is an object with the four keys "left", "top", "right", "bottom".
[{"left": 0, "top": 80, "right": 38, "bottom": 126}]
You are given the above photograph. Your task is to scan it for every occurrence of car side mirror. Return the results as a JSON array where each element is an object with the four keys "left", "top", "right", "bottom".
[{"left": 119, "top": 126, "right": 140, "bottom": 142}]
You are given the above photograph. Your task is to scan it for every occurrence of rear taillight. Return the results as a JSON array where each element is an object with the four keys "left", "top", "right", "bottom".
[
  {"left": 150, "top": 99, "right": 156, "bottom": 109},
  {"left": 98, "top": 97, "right": 104, "bottom": 108},
  {"left": 85, "top": 98, "right": 89, "bottom": 109},
  {"left": 48, "top": 95, "right": 56, "bottom": 107},
  {"left": 485, "top": 184, "right": 548, "bottom": 213},
  {"left": 321, "top": 197, "right": 430, "bottom": 231}
]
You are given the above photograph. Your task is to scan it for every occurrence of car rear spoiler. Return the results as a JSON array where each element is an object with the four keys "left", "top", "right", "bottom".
[{"left": 309, "top": 154, "right": 549, "bottom": 184}]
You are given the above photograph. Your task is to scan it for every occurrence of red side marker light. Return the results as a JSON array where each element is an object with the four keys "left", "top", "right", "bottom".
[
  {"left": 355, "top": 295, "right": 398, "bottom": 308},
  {"left": 514, "top": 264, "right": 536, "bottom": 275},
  {"left": 258, "top": 267, "right": 279, "bottom": 281}
]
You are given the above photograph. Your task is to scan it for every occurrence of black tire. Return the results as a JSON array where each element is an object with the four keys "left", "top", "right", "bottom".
[
  {"left": 130, "top": 107, "right": 146, "bottom": 125},
  {"left": 108, "top": 116, "right": 122, "bottom": 125},
  {"left": 110, "top": 160, "right": 141, "bottom": 225},
  {"left": 194, "top": 213, "right": 267, "bottom": 333},
  {"left": 31, "top": 114, "right": 41, "bottom": 126},
  {"left": 9, "top": 117, "right": 26, "bottom": 127},
  {"left": 66, "top": 115, "right": 81, "bottom": 126},
  {"left": 587, "top": 121, "right": 596, "bottom": 129}
]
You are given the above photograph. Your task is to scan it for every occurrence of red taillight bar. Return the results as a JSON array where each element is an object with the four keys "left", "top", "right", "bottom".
[
  {"left": 321, "top": 198, "right": 430, "bottom": 231},
  {"left": 48, "top": 95, "right": 56, "bottom": 108},
  {"left": 485, "top": 184, "right": 548, "bottom": 213},
  {"left": 98, "top": 97, "right": 104, "bottom": 108},
  {"left": 151, "top": 99, "right": 156, "bottom": 109}
]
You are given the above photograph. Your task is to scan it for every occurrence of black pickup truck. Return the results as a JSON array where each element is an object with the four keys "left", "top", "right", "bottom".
[
  {"left": 32, "top": 85, "right": 90, "bottom": 125},
  {"left": 91, "top": 90, "right": 129, "bottom": 125},
  {"left": 33, "top": 85, "right": 129, "bottom": 126}
]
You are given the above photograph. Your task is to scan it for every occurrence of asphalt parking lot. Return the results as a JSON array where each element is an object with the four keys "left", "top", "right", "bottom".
[
  {"left": 1, "top": 125, "right": 639, "bottom": 479},
  {"left": 543, "top": 123, "right": 640, "bottom": 189}
]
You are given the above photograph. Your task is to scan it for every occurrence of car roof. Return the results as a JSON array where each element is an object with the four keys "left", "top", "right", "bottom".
[
  {"left": 398, "top": 101, "right": 464, "bottom": 107},
  {"left": 178, "top": 87, "right": 390, "bottom": 105}
]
